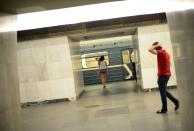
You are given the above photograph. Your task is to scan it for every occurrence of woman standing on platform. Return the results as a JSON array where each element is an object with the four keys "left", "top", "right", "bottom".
[{"left": 98, "top": 56, "right": 108, "bottom": 88}]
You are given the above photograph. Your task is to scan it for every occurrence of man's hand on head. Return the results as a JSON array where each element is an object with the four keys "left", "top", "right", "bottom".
[{"left": 148, "top": 43, "right": 161, "bottom": 55}]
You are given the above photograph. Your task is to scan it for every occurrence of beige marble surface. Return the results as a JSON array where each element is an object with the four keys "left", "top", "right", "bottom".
[
  {"left": 167, "top": 3, "right": 194, "bottom": 131},
  {"left": 0, "top": 14, "right": 22, "bottom": 131},
  {"left": 17, "top": 36, "right": 78, "bottom": 103},
  {"left": 68, "top": 38, "right": 84, "bottom": 98}
]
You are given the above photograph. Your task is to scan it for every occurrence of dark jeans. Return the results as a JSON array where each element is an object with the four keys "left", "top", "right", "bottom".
[{"left": 157, "top": 76, "right": 178, "bottom": 111}]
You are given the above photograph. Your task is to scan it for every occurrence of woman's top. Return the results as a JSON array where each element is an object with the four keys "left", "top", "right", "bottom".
[{"left": 99, "top": 60, "right": 107, "bottom": 70}]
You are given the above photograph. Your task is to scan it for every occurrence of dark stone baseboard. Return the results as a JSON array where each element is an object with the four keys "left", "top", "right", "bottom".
[{"left": 21, "top": 98, "right": 69, "bottom": 108}]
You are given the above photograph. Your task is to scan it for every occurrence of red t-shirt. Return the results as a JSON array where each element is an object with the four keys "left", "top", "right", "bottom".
[{"left": 157, "top": 49, "right": 171, "bottom": 76}]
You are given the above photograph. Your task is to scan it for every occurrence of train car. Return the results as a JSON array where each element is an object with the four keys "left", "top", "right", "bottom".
[{"left": 81, "top": 41, "right": 136, "bottom": 85}]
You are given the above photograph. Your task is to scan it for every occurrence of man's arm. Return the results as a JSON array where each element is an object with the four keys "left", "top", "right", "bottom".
[{"left": 148, "top": 44, "right": 161, "bottom": 55}]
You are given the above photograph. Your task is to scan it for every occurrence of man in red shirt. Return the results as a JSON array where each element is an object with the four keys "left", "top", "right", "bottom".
[{"left": 148, "top": 42, "right": 179, "bottom": 114}]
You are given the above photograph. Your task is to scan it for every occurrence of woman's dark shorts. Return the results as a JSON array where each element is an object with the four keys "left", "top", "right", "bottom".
[{"left": 100, "top": 69, "right": 107, "bottom": 74}]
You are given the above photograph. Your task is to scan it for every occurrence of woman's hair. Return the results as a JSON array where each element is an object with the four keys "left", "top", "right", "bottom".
[{"left": 99, "top": 56, "right": 105, "bottom": 61}]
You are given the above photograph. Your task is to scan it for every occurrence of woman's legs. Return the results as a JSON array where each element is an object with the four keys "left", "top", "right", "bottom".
[
  {"left": 103, "top": 73, "right": 107, "bottom": 88},
  {"left": 100, "top": 73, "right": 107, "bottom": 88},
  {"left": 100, "top": 73, "right": 105, "bottom": 87}
]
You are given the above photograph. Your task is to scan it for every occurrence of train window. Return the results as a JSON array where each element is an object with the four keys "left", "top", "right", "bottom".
[
  {"left": 122, "top": 49, "right": 131, "bottom": 64},
  {"left": 81, "top": 54, "right": 109, "bottom": 69}
]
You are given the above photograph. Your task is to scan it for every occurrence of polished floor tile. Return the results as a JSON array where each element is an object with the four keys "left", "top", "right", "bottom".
[{"left": 22, "top": 81, "right": 181, "bottom": 131}]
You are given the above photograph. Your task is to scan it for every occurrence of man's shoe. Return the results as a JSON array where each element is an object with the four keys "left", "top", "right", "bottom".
[
  {"left": 175, "top": 101, "right": 179, "bottom": 111},
  {"left": 156, "top": 110, "right": 167, "bottom": 114}
]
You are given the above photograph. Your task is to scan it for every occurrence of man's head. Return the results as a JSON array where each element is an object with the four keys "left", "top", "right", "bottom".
[{"left": 152, "top": 41, "right": 162, "bottom": 50}]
